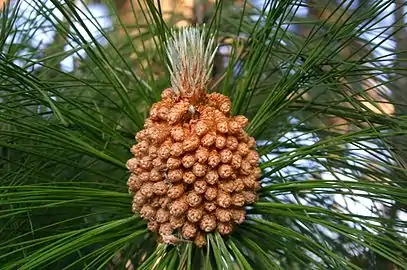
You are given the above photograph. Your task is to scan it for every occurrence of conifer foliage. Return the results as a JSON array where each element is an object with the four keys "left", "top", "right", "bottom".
[{"left": 1, "top": 0, "right": 407, "bottom": 269}]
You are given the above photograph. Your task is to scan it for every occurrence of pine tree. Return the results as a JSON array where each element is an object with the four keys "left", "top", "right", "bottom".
[{"left": 1, "top": 0, "right": 407, "bottom": 269}]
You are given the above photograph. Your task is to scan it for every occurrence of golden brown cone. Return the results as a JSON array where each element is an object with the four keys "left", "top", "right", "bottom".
[{"left": 127, "top": 27, "right": 260, "bottom": 247}]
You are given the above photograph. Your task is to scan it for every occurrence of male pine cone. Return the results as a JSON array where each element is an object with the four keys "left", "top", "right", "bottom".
[{"left": 126, "top": 27, "right": 261, "bottom": 247}]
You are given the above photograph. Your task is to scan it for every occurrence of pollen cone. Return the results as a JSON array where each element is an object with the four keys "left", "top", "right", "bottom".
[{"left": 127, "top": 26, "right": 261, "bottom": 247}]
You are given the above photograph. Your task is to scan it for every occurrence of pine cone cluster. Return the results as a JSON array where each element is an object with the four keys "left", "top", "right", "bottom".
[{"left": 127, "top": 89, "right": 260, "bottom": 247}]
